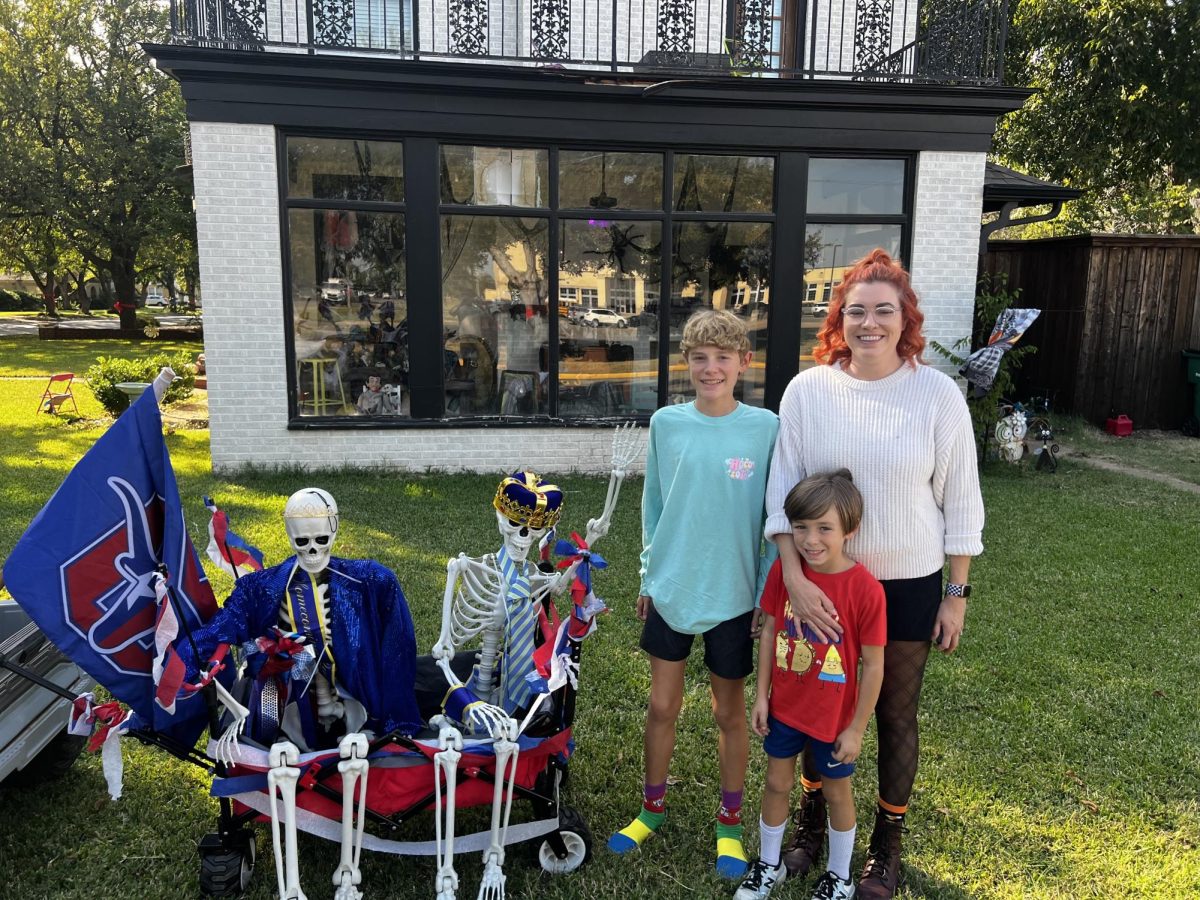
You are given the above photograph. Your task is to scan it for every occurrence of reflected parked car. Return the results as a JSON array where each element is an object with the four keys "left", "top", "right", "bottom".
[
  {"left": 144, "top": 292, "right": 167, "bottom": 307},
  {"left": 583, "top": 309, "right": 629, "bottom": 328}
]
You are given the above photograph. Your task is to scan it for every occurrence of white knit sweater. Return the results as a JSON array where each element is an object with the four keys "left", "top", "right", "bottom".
[{"left": 764, "top": 362, "right": 985, "bottom": 581}]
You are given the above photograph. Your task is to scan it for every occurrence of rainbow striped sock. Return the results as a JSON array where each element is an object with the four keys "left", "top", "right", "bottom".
[
  {"left": 608, "top": 805, "right": 666, "bottom": 855},
  {"left": 715, "top": 818, "right": 748, "bottom": 878}
]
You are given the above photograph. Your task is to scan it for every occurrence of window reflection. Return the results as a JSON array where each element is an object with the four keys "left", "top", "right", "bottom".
[
  {"left": 558, "top": 219, "right": 662, "bottom": 417},
  {"left": 806, "top": 159, "right": 904, "bottom": 216},
  {"left": 559, "top": 151, "right": 663, "bottom": 211},
  {"left": 440, "top": 146, "right": 548, "bottom": 207},
  {"left": 287, "top": 137, "right": 404, "bottom": 202},
  {"left": 799, "top": 224, "right": 902, "bottom": 370},
  {"left": 673, "top": 154, "right": 775, "bottom": 213},
  {"left": 670, "top": 221, "right": 771, "bottom": 407},
  {"left": 288, "top": 209, "right": 408, "bottom": 417},
  {"left": 441, "top": 216, "right": 549, "bottom": 416}
]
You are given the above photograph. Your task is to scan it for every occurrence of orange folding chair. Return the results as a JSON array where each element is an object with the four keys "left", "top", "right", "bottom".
[{"left": 37, "top": 372, "right": 79, "bottom": 415}]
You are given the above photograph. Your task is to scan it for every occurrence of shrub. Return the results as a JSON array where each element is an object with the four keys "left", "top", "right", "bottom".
[
  {"left": 84, "top": 352, "right": 197, "bottom": 416},
  {"left": 0, "top": 290, "right": 43, "bottom": 312}
]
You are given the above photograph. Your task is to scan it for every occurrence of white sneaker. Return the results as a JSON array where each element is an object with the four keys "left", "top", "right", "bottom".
[
  {"left": 811, "top": 869, "right": 856, "bottom": 900},
  {"left": 734, "top": 858, "right": 786, "bottom": 899}
]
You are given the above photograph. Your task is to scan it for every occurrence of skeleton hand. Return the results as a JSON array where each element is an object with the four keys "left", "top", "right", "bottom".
[
  {"left": 609, "top": 421, "right": 645, "bottom": 477},
  {"left": 467, "top": 701, "right": 515, "bottom": 740},
  {"left": 211, "top": 679, "right": 249, "bottom": 767}
]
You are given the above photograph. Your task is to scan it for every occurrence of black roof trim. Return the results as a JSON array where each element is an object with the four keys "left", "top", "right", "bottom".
[{"left": 983, "top": 162, "right": 1081, "bottom": 211}]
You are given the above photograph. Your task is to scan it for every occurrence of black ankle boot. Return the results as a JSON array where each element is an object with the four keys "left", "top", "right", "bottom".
[
  {"left": 781, "top": 789, "right": 826, "bottom": 876},
  {"left": 857, "top": 808, "right": 906, "bottom": 899}
]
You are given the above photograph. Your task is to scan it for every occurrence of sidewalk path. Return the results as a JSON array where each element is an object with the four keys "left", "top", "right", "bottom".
[{"left": 0, "top": 314, "right": 197, "bottom": 336}]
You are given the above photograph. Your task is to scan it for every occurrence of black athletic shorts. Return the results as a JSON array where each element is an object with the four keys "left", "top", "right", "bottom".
[
  {"left": 879, "top": 570, "right": 943, "bottom": 642},
  {"left": 639, "top": 603, "right": 755, "bottom": 680}
]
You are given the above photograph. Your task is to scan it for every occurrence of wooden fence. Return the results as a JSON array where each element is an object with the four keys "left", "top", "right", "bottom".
[{"left": 982, "top": 235, "right": 1200, "bottom": 429}]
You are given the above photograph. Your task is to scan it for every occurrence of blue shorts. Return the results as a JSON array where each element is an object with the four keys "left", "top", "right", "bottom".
[{"left": 762, "top": 715, "right": 855, "bottom": 780}]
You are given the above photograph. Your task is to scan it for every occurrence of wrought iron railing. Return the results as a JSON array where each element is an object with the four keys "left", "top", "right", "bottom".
[{"left": 168, "top": 0, "right": 1007, "bottom": 84}]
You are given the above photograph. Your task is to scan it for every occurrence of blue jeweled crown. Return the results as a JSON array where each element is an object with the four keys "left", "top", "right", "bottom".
[{"left": 493, "top": 470, "right": 564, "bottom": 530}]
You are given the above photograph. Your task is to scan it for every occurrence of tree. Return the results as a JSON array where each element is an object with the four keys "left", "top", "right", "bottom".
[
  {"left": 0, "top": 0, "right": 191, "bottom": 328},
  {"left": 994, "top": 0, "right": 1200, "bottom": 234}
]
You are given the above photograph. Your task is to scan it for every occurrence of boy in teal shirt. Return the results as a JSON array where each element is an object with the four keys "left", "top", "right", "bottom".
[{"left": 609, "top": 310, "right": 779, "bottom": 878}]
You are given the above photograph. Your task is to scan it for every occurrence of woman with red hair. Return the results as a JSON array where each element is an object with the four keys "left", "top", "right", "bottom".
[{"left": 761, "top": 249, "right": 984, "bottom": 898}]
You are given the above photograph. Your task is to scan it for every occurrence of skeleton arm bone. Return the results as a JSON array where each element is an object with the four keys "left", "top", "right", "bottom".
[{"left": 583, "top": 422, "right": 645, "bottom": 547}]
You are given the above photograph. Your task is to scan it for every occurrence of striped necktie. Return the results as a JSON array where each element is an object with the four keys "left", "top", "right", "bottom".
[{"left": 497, "top": 547, "right": 537, "bottom": 712}]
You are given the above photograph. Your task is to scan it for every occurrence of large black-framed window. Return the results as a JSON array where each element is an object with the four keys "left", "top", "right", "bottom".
[
  {"left": 281, "top": 136, "right": 912, "bottom": 425},
  {"left": 798, "top": 156, "right": 913, "bottom": 372},
  {"left": 282, "top": 136, "right": 411, "bottom": 420}
]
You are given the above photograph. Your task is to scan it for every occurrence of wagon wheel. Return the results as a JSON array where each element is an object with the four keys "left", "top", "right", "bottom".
[
  {"left": 538, "top": 805, "right": 593, "bottom": 874},
  {"left": 198, "top": 830, "right": 256, "bottom": 897}
]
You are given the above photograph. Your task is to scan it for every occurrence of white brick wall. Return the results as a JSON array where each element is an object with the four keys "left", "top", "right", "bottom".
[
  {"left": 908, "top": 150, "right": 985, "bottom": 378},
  {"left": 193, "top": 126, "right": 984, "bottom": 473},
  {"left": 192, "top": 121, "right": 637, "bottom": 475}
]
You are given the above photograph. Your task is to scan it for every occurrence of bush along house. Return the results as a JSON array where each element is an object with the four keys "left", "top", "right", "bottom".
[{"left": 150, "top": 0, "right": 1029, "bottom": 473}]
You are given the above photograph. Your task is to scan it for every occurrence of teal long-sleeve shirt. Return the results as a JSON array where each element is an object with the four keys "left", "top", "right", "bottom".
[{"left": 639, "top": 401, "right": 779, "bottom": 634}]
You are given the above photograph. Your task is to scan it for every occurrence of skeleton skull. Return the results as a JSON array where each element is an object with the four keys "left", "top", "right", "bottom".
[
  {"left": 284, "top": 488, "right": 339, "bottom": 574},
  {"left": 495, "top": 509, "right": 547, "bottom": 564}
]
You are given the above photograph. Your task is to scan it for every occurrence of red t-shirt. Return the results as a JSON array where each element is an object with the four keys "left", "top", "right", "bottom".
[{"left": 759, "top": 558, "right": 887, "bottom": 743}]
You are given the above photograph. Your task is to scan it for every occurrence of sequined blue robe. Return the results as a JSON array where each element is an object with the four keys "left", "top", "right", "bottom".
[{"left": 179, "top": 556, "right": 422, "bottom": 736}]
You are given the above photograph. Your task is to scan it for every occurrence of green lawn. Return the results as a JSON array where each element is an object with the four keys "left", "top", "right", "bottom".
[
  {"left": 1051, "top": 416, "right": 1200, "bottom": 486},
  {"left": 1, "top": 334, "right": 1198, "bottom": 899},
  {"left": 0, "top": 335, "right": 203, "bottom": 380}
]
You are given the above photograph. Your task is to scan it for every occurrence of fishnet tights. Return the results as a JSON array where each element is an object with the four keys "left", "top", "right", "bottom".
[
  {"left": 874, "top": 640, "right": 931, "bottom": 808},
  {"left": 802, "top": 639, "right": 931, "bottom": 809}
]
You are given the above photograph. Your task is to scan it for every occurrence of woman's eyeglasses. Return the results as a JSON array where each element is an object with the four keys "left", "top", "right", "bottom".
[{"left": 843, "top": 304, "right": 899, "bottom": 322}]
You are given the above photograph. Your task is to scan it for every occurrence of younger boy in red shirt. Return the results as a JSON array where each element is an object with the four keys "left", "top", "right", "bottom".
[{"left": 736, "top": 469, "right": 885, "bottom": 900}]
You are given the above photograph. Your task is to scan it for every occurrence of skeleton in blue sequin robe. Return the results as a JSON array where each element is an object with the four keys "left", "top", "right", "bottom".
[{"left": 178, "top": 556, "right": 422, "bottom": 750}]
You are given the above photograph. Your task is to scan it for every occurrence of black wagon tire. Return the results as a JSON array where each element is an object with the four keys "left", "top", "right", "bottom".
[
  {"left": 22, "top": 731, "right": 87, "bottom": 783},
  {"left": 199, "top": 833, "right": 256, "bottom": 897},
  {"left": 538, "top": 805, "right": 592, "bottom": 874}
]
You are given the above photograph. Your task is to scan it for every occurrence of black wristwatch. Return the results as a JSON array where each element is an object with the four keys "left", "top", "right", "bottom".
[{"left": 944, "top": 582, "right": 972, "bottom": 599}]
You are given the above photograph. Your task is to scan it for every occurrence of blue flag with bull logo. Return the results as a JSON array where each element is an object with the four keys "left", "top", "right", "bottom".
[{"left": 3, "top": 385, "right": 219, "bottom": 745}]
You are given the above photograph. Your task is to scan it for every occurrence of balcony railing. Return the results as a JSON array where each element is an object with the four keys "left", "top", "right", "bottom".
[{"left": 169, "top": 0, "right": 1007, "bottom": 84}]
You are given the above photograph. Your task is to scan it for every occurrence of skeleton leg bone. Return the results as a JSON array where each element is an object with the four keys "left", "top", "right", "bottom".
[
  {"left": 432, "top": 717, "right": 464, "bottom": 900},
  {"left": 332, "top": 733, "right": 369, "bottom": 900},
  {"left": 477, "top": 720, "right": 520, "bottom": 900},
  {"left": 267, "top": 741, "right": 308, "bottom": 900}
]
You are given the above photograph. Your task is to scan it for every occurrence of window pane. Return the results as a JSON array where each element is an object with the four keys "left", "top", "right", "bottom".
[
  {"left": 288, "top": 209, "right": 408, "bottom": 417},
  {"left": 670, "top": 222, "right": 772, "bottom": 407},
  {"left": 672, "top": 154, "right": 775, "bottom": 213},
  {"left": 559, "top": 151, "right": 663, "bottom": 211},
  {"left": 558, "top": 219, "right": 662, "bottom": 418},
  {"left": 806, "top": 158, "right": 904, "bottom": 215},
  {"left": 800, "top": 224, "right": 903, "bottom": 371},
  {"left": 441, "top": 216, "right": 550, "bottom": 416},
  {"left": 440, "top": 146, "right": 549, "bottom": 207},
  {"left": 287, "top": 137, "right": 404, "bottom": 202}
]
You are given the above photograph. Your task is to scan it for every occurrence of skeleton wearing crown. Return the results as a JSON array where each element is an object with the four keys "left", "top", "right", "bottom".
[
  {"left": 428, "top": 426, "right": 643, "bottom": 900},
  {"left": 179, "top": 488, "right": 422, "bottom": 900}
]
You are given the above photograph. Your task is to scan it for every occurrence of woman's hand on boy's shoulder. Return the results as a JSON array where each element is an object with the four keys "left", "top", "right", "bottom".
[{"left": 636, "top": 594, "right": 653, "bottom": 621}]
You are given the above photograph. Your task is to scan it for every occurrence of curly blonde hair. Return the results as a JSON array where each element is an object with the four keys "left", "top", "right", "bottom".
[{"left": 679, "top": 309, "right": 751, "bottom": 358}]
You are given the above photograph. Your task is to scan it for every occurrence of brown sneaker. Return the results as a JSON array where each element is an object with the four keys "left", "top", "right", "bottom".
[
  {"left": 857, "top": 809, "right": 906, "bottom": 899},
  {"left": 780, "top": 790, "right": 826, "bottom": 876}
]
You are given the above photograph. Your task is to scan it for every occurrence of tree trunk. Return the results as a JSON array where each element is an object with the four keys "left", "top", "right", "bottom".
[{"left": 110, "top": 246, "right": 139, "bottom": 330}]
